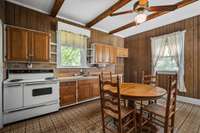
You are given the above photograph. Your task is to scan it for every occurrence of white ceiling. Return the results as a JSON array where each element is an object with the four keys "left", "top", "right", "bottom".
[
  {"left": 6, "top": 0, "right": 200, "bottom": 38},
  {"left": 7, "top": 0, "right": 55, "bottom": 14}
]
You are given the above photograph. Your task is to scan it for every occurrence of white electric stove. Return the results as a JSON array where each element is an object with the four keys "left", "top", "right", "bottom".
[{"left": 3, "top": 69, "right": 60, "bottom": 124}]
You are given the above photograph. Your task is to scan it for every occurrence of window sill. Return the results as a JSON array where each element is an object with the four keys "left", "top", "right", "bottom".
[
  {"left": 156, "top": 70, "right": 177, "bottom": 75},
  {"left": 56, "top": 66, "right": 92, "bottom": 69}
]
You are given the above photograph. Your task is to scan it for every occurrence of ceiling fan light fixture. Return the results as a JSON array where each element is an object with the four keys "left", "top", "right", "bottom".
[{"left": 135, "top": 12, "right": 147, "bottom": 24}]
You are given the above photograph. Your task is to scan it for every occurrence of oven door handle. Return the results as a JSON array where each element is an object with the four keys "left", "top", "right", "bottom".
[
  {"left": 6, "top": 84, "right": 21, "bottom": 87},
  {"left": 25, "top": 81, "right": 57, "bottom": 86}
]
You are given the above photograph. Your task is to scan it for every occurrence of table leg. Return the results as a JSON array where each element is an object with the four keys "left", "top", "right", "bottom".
[{"left": 139, "top": 105, "right": 143, "bottom": 133}]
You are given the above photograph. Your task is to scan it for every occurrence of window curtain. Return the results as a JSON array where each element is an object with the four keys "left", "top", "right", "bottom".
[
  {"left": 151, "top": 31, "right": 186, "bottom": 92},
  {"left": 60, "top": 31, "right": 88, "bottom": 66}
]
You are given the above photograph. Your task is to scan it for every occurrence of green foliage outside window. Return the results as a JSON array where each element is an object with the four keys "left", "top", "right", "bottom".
[{"left": 61, "top": 46, "right": 81, "bottom": 67}]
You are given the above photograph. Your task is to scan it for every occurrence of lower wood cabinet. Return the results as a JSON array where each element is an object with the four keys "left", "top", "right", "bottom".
[
  {"left": 78, "top": 80, "right": 92, "bottom": 101},
  {"left": 91, "top": 79, "right": 99, "bottom": 97},
  {"left": 78, "top": 79, "right": 99, "bottom": 101},
  {"left": 60, "top": 79, "right": 100, "bottom": 107},
  {"left": 60, "top": 81, "right": 76, "bottom": 107}
]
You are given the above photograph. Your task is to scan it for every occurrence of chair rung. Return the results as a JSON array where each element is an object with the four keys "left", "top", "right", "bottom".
[
  {"left": 105, "top": 126, "right": 117, "bottom": 133},
  {"left": 123, "top": 118, "right": 134, "bottom": 128},
  {"left": 126, "top": 126, "right": 136, "bottom": 133}
]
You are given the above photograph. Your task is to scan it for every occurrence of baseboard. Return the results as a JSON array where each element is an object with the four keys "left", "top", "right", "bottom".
[{"left": 176, "top": 96, "right": 200, "bottom": 106}]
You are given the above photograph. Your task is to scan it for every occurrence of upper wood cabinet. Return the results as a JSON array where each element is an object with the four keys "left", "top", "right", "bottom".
[
  {"left": 103, "top": 45, "right": 111, "bottom": 63},
  {"left": 6, "top": 26, "right": 50, "bottom": 62},
  {"left": 6, "top": 27, "right": 29, "bottom": 61},
  {"left": 109, "top": 46, "right": 117, "bottom": 64},
  {"left": 117, "top": 47, "right": 128, "bottom": 58},
  {"left": 31, "top": 32, "right": 50, "bottom": 61},
  {"left": 92, "top": 43, "right": 117, "bottom": 64},
  {"left": 90, "top": 43, "right": 127, "bottom": 64},
  {"left": 95, "top": 44, "right": 103, "bottom": 63}
]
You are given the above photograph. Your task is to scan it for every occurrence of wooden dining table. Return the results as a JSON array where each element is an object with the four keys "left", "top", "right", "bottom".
[{"left": 104, "top": 82, "right": 167, "bottom": 132}]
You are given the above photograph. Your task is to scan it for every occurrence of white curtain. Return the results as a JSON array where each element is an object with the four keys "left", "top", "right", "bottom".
[
  {"left": 151, "top": 31, "right": 186, "bottom": 92},
  {"left": 151, "top": 36, "right": 166, "bottom": 75},
  {"left": 60, "top": 31, "right": 88, "bottom": 66}
]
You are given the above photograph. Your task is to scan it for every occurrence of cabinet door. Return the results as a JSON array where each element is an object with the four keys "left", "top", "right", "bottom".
[
  {"left": 60, "top": 81, "right": 76, "bottom": 106},
  {"left": 31, "top": 32, "right": 50, "bottom": 62},
  {"left": 91, "top": 79, "right": 99, "bottom": 97},
  {"left": 109, "top": 47, "right": 117, "bottom": 64},
  {"left": 95, "top": 44, "right": 103, "bottom": 63},
  {"left": 78, "top": 80, "right": 92, "bottom": 101},
  {"left": 103, "top": 45, "right": 110, "bottom": 63},
  {"left": 117, "top": 48, "right": 128, "bottom": 57},
  {"left": 6, "top": 27, "right": 29, "bottom": 61}
]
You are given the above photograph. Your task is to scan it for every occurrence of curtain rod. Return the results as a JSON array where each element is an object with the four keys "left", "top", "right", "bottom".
[{"left": 151, "top": 30, "right": 186, "bottom": 40}]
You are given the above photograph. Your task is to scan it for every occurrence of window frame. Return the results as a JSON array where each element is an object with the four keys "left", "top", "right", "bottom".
[{"left": 57, "top": 31, "right": 88, "bottom": 68}]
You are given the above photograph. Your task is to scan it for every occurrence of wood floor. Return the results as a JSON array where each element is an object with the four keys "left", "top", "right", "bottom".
[{"left": 0, "top": 99, "right": 200, "bottom": 133}]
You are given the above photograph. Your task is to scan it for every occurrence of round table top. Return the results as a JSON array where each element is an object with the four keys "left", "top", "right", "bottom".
[{"left": 105, "top": 83, "right": 167, "bottom": 100}]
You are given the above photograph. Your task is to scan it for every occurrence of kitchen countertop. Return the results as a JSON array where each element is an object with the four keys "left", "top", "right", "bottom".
[{"left": 58, "top": 74, "right": 123, "bottom": 82}]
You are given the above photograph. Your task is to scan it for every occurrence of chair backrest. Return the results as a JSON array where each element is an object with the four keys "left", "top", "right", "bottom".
[
  {"left": 142, "top": 71, "right": 158, "bottom": 86},
  {"left": 99, "top": 74, "right": 121, "bottom": 120},
  {"left": 165, "top": 74, "right": 177, "bottom": 118},
  {"left": 101, "top": 71, "right": 112, "bottom": 82}
]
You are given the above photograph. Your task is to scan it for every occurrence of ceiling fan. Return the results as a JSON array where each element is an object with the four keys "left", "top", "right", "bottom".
[{"left": 110, "top": 0, "right": 178, "bottom": 24}]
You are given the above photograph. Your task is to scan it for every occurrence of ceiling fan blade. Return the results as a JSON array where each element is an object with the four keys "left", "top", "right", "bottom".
[
  {"left": 139, "top": 0, "right": 148, "bottom": 5},
  {"left": 148, "top": 5, "right": 177, "bottom": 11},
  {"left": 110, "top": 10, "right": 133, "bottom": 17},
  {"left": 146, "top": 12, "right": 167, "bottom": 20}
]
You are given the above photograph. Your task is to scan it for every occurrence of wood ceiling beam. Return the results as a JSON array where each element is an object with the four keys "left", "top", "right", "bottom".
[
  {"left": 109, "top": 0, "right": 198, "bottom": 34},
  {"left": 51, "top": 0, "right": 65, "bottom": 17},
  {"left": 85, "top": 0, "right": 132, "bottom": 28}
]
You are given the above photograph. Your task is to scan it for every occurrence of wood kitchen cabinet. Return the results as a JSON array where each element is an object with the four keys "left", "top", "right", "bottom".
[
  {"left": 117, "top": 47, "right": 128, "bottom": 57},
  {"left": 78, "top": 79, "right": 100, "bottom": 101},
  {"left": 78, "top": 80, "right": 92, "bottom": 101},
  {"left": 93, "top": 43, "right": 117, "bottom": 64},
  {"left": 95, "top": 44, "right": 103, "bottom": 63},
  {"left": 31, "top": 32, "right": 50, "bottom": 61},
  {"left": 6, "top": 26, "right": 50, "bottom": 62},
  {"left": 60, "top": 81, "right": 76, "bottom": 106},
  {"left": 91, "top": 79, "right": 99, "bottom": 97},
  {"left": 109, "top": 46, "right": 117, "bottom": 64},
  {"left": 103, "top": 45, "right": 110, "bottom": 63},
  {"left": 6, "top": 27, "right": 29, "bottom": 61}
]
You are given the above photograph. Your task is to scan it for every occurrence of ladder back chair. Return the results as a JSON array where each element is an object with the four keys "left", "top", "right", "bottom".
[
  {"left": 99, "top": 75, "right": 137, "bottom": 133},
  {"left": 101, "top": 71, "right": 112, "bottom": 82},
  {"left": 142, "top": 71, "right": 158, "bottom": 87},
  {"left": 143, "top": 74, "right": 177, "bottom": 133},
  {"left": 142, "top": 71, "right": 159, "bottom": 104}
]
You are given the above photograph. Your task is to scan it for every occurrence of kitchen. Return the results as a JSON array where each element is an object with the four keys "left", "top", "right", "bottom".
[{"left": 0, "top": 0, "right": 200, "bottom": 133}]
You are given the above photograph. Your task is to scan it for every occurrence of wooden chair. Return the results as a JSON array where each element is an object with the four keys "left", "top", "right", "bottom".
[
  {"left": 142, "top": 71, "right": 158, "bottom": 87},
  {"left": 142, "top": 71, "right": 158, "bottom": 104},
  {"left": 101, "top": 71, "right": 112, "bottom": 82},
  {"left": 99, "top": 75, "right": 137, "bottom": 133},
  {"left": 143, "top": 74, "right": 177, "bottom": 133}
]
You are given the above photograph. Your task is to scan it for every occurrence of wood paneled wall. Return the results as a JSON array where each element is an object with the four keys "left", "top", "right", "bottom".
[
  {"left": 0, "top": 0, "right": 5, "bottom": 22},
  {"left": 124, "top": 15, "right": 200, "bottom": 99},
  {"left": 5, "top": 2, "right": 56, "bottom": 32}
]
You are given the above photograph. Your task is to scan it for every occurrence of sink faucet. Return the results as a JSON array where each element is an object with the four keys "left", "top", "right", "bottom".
[{"left": 80, "top": 68, "right": 85, "bottom": 75}]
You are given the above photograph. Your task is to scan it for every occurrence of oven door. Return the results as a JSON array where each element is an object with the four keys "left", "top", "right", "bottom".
[{"left": 23, "top": 81, "right": 59, "bottom": 107}]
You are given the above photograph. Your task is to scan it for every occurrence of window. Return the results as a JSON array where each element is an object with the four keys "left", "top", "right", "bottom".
[
  {"left": 151, "top": 31, "right": 186, "bottom": 92},
  {"left": 61, "top": 46, "right": 81, "bottom": 66},
  {"left": 155, "top": 46, "right": 178, "bottom": 72},
  {"left": 58, "top": 31, "right": 88, "bottom": 67}
]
